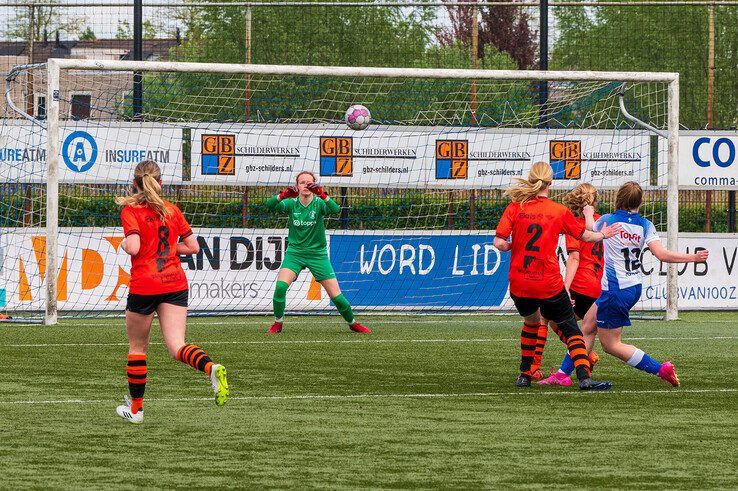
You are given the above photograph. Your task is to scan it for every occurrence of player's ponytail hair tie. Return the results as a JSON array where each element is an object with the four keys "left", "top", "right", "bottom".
[
  {"left": 505, "top": 161, "right": 554, "bottom": 203},
  {"left": 115, "top": 160, "right": 171, "bottom": 222}
]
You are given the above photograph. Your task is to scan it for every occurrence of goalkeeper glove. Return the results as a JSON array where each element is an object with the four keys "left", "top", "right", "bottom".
[
  {"left": 278, "top": 186, "right": 299, "bottom": 201},
  {"left": 307, "top": 183, "right": 328, "bottom": 200}
]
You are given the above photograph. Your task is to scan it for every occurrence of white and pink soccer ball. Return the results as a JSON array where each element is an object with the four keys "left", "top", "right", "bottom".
[{"left": 345, "top": 104, "right": 371, "bottom": 130}]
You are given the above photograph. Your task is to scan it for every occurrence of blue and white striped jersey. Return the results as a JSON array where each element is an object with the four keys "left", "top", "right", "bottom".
[{"left": 594, "top": 210, "right": 660, "bottom": 291}]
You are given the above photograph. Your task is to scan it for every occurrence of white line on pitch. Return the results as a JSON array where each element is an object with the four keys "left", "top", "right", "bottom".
[
  {"left": 2, "top": 388, "right": 736, "bottom": 405},
  {"left": 3, "top": 336, "right": 738, "bottom": 349},
  {"left": 42, "top": 318, "right": 738, "bottom": 327},
  {"left": 5, "top": 319, "right": 738, "bottom": 328}
]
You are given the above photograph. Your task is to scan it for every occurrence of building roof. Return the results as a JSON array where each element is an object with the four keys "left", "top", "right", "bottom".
[{"left": 0, "top": 38, "right": 180, "bottom": 63}]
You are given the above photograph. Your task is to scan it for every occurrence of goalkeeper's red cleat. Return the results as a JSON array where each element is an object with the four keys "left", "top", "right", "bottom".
[
  {"left": 267, "top": 321, "right": 283, "bottom": 334},
  {"left": 530, "top": 369, "right": 543, "bottom": 381},
  {"left": 658, "top": 361, "right": 679, "bottom": 387},
  {"left": 349, "top": 322, "right": 371, "bottom": 334}
]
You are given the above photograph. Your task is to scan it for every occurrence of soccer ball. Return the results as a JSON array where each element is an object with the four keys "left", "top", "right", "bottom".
[{"left": 345, "top": 104, "right": 371, "bottom": 130}]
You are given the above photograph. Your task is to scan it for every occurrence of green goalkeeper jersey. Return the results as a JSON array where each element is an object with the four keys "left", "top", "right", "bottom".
[{"left": 266, "top": 195, "right": 340, "bottom": 253}]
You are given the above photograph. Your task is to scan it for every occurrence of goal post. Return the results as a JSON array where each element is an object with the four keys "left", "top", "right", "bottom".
[{"left": 3, "top": 59, "right": 680, "bottom": 323}]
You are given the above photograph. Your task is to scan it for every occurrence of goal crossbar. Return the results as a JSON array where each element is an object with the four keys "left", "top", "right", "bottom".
[{"left": 50, "top": 58, "right": 679, "bottom": 83}]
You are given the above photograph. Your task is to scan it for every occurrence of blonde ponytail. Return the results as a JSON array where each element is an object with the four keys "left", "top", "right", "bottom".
[
  {"left": 115, "top": 160, "right": 171, "bottom": 221},
  {"left": 504, "top": 161, "right": 553, "bottom": 203}
]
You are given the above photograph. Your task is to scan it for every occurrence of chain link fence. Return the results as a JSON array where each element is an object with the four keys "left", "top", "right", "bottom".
[{"left": 1, "top": 1, "right": 736, "bottom": 232}]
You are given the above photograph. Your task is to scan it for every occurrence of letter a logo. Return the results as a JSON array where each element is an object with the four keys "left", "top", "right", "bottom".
[{"left": 73, "top": 141, "right": 87, "bottom": 162}]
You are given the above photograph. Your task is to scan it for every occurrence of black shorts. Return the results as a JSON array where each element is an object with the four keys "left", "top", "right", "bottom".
[
  {"left": 126, "top": 289, "right": 188, "bottom": 315},
  {"left": 510, "top": 289, "right": 576, "bottom": 324},
  {"left": 570, "top": 290, "right": 598, "bottom": 320}
]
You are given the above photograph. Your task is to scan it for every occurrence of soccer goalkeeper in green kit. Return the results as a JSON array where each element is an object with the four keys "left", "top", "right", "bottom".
[{"left": 265, "top": 170, "right": 371, "bottom": 334}]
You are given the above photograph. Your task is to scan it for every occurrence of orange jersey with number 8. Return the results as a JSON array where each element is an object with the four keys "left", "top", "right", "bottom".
[
  {"left": 121, "top": 202, "right": 193, "bottom": 295},
  {"left": 495, "top": 197, "right": 585, "bottom": 299}
]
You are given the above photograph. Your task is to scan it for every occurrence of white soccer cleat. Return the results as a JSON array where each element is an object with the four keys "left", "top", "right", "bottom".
[
  {"left": 210, "top": 364, "right": 230, "bottom": 406},
  {"left": 116, "top": 395, "right": 144, "bottom": 424}
]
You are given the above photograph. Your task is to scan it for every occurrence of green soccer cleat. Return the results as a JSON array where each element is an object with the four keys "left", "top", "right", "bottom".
[{"left": 210, "top": 364, "right": 230, "bottom": 406}]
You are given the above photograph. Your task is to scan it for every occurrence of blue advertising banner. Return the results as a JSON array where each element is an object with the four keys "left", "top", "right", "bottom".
[{"left": 329, "top": 232, "right": 510, "bottom": 308}]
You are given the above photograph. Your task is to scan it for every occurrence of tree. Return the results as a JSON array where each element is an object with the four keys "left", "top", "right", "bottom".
[
  {"left": 79, "top": 27, "right": 96, "bottom": 41},
  {"left": 138, "top": 5, "right": 440, "bottom": 122},
  {"left": 115, "top": 20, "right": 158, "bottom": 40},
  {"left": 551, "top": 4, "right": 738, "bottom": 129},
  {"left": 437, "top": 3, "right": 538, "bottom": 69},
  {"left": 3, "top": 2, "right": 84, "bottom": 42},
  {"left": 171, "top": 4, "right": 435, "bottom": 67}
]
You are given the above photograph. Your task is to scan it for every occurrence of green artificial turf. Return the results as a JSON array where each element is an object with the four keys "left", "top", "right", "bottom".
[{"left": 1, "top": 312, "right": 736, "bottom": 488}]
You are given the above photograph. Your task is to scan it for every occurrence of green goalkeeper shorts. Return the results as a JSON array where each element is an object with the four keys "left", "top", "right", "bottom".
[{"left": 281, "top": 249, "right": 336, "bottom": 281}]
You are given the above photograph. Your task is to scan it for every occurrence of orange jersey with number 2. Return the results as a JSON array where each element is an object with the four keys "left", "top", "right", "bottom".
[
  {"left": 495, "top": 197, "right": 585, "bottom": 299},
  {"left": 121, "top": 202, "right": 193, "bottom": 295}
]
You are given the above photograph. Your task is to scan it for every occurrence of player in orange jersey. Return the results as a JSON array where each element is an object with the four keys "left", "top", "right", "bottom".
[
  {"left": 538, "top": 183, "right": 604, "bottom": 386},
  {"left": 114, "top": 160, "right": 229, "bottom": 424},
  {"left": 493, "top": 162, "right": 621, "bottom": 390}
]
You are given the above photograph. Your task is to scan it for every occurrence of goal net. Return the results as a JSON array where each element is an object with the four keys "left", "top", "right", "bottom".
[{"left": 0, "top": 60, "right": 679, "bottom": 323}]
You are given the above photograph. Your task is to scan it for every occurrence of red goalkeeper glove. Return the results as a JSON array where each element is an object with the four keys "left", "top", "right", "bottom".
[
  {"left": 278, "top": 186, "right": 299, "bottom": 200},
  {"left": 307, "top": 183, "right": 328, "bottom": 200}
]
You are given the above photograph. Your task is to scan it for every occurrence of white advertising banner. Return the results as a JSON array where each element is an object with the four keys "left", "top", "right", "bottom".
[
  {"left": 190, "top": 124, "right": 656, "bottom": 190},
  {"left": 0, "top": 122, "right": 183, "bottom": 184},
  {"left": 1, "top": 230, "right": 733, "bottom": 312},
  {"left": 634, "top": 233, "right": 738, "bottom": 310},
  {"left": 678, "top": 131, "right": 738, "bottom": 189},
  {"left": 556, "top": 233, "right": 737, "bottom": 310},
  {"left": 0, "top": 228, "right": 329, "bottom": 312}
]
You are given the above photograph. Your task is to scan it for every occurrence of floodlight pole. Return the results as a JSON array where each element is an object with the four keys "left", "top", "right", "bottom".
[
  {"left": 133, "top": 0, "right": 143, "bottom": 118},
  {"left": 538, "top": 0, "right": 549, "bottom": 126}
]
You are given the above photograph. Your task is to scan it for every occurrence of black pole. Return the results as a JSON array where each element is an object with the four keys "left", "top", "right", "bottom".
[
  {"left": 538, "top": 0, "right": 549, "bottom": 127},
  {"left": 729, "top": 191, "right": 736, "bottom": 233},
  {"left": 132, "top": 0, "right": 143, "bottom": 119}
]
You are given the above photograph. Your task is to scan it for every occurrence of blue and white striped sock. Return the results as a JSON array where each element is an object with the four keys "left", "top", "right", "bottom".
[{"left": 626, "top": 348, "right": 662, "bottom": 375}]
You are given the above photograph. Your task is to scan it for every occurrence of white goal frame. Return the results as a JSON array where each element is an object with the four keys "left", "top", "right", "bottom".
[{"left": 43, "top": 58, "right": 680, "bottom": 325}]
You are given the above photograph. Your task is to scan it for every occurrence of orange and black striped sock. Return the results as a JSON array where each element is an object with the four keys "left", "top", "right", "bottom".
[
  {"left": 126, "top": 353, "right": 147, "bottom": 414},
  {"left": 549, "top": 322, "right": 566, "bottom": 343},
  {"left": 531, "top": 322, "right": 549, "bottom": 373},
  {"left": 550, "top": 319, "right": 591, "bottom": 381},
  {"left": 566, "top": 334, "right": 591, "bottom": 379},
  {"left": 176, "top": 344, "right": 214, "bottom": 375},
  {"left": 519, "top": 322, "right": 539, "bottom": 375}
]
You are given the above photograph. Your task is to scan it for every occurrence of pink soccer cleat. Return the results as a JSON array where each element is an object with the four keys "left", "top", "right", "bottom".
[
  {"left": 658, "top": 361, "right": 680, "bottom": 387},
  {"left": 537, "top": 370, "right": 572, "bottom": 387}
]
